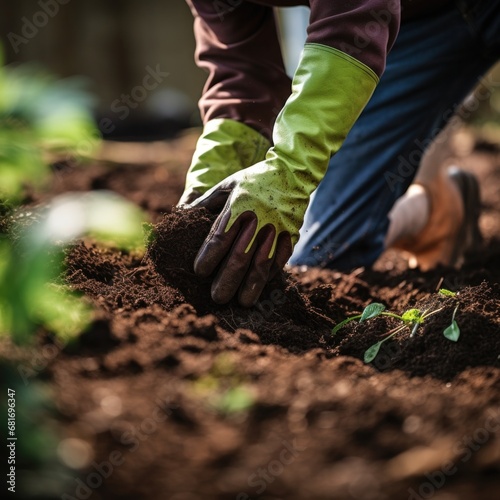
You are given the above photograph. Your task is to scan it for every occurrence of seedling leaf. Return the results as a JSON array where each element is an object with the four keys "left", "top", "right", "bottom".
[
  {"left": 360, "top": 303, "right": 386, "bottom": 322},
  {"left": 439, "top": 288, "right": 457, "bottom": 297},
  {"left": 444, "top": 320, "right": 460, "bottom": 342},
  {"left": 143, "top": 222, "right": 156, "bottom": 247},
  {"left": 402, "top": 308, "right": 423, "bottom": 324},
  {"left": 364, "top": 341, "right": 382, "bottom": 363}
]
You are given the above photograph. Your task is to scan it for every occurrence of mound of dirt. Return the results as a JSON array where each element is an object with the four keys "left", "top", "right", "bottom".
[{"left": 67, "top": 207, "right": 333, "bottom": 356}]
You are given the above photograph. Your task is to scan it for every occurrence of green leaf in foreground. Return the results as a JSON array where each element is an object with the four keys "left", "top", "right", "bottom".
[
  {"left": 360, "top": 303, "right": 386, "bottom": 322},
  {"left": 364, "top": 341, "right": 383, "bottom": 363},
  {"left": 38, "top": 192, "right": 148, "bottom": 251},
  {"left": 81, "top": 192, "right": 147, "bottom": 252},
  {"left": 443, "top": 320, "right": 460, "bottom": 342},
  {"left": 33, "top": 284, "right": 92, "bottom": 342}
]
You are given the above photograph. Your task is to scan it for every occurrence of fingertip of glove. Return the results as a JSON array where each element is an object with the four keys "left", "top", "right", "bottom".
[
  {"left": 193, "top": 254, "right": 211, "bottom": 278},
  {"left": 238, "top": 293, "right": 259, "bottom": 308},
  {"left": 210, "top": 284, "right": 231, "bottom": 305}
]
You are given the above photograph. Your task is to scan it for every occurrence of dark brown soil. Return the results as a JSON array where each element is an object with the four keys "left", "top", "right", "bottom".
[{"left": 2, "top": 132, "right": 500, "bottom": 500}]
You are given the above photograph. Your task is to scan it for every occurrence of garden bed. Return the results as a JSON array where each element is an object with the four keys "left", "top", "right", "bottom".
[{"left": 4, "top": 133, "right": 500, "bottom": 500}]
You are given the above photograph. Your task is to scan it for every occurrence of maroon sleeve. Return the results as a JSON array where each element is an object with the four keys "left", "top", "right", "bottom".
[
  {"left": 186, "top": 0, "right": 401, "bottom": 140},
  {"left": 186, "top": 0, "right": 292, "bottom": 142},
  {"left": 307, "top": 0, "right": 400, "bottom": 76}
]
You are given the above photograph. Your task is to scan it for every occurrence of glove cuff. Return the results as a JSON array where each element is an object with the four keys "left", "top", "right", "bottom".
[
  {"left": 183, "top": 118, "right": 271, "bottom": 198},
  {"left": 268, "top": 43, "right": 379, "bottom": 195}
]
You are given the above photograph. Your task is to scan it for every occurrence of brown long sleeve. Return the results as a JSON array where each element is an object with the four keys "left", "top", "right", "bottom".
[
  {"left": 186, "top": 0, "right": 291, "bottom": 141},
  {"left": 186, "top": 0, "right": 450, "bottom": 141}
]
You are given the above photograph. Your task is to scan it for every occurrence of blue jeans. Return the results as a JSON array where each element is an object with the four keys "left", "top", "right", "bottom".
[{"left": 290, "top": 0, "right": 500, "bottom": 270}]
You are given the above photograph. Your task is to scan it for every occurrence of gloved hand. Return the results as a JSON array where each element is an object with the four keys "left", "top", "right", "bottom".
[
  {"left": 179, "top": 118, "right": 270, "bottom": 205},
  {"left": 191, "top": 161, "right": 300, "bottom": 307},
  {"left": 191, "top": 44, "right": 379, "bottom": 306}
]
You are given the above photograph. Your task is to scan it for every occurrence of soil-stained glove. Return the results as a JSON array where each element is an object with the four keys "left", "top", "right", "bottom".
[
  {"left": 179, "top": 118, "right": 270, "bottom": 205},
  {"left": 191, "top": 44, "right": 379, "bottom": 306}
]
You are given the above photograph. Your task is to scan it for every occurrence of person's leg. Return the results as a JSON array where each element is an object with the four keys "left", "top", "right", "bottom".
[
  {"left": 291, "top": 1, "right": 499, "bottom": 270},
  {"left": 385, "top": 0, "right": 500, "bottom": 269}
]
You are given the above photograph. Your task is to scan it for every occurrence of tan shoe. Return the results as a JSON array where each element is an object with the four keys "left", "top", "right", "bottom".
[{"left": 392, "top": 167, "right": 482, "bottom": 270}]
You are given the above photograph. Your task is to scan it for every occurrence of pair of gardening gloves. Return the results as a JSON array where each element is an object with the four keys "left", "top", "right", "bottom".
[{"left": 180, "top": 45, "right": 378, "bottom": 307}]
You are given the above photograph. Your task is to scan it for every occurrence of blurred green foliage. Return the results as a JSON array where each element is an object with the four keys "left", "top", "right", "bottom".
[
  {"left": 0, "top": 42, "right": 98, "bottom": 203},
  {"left": 0, "top": 194, "right": 148, "bottom": 345},
  {"left": 0, "top": 234, "right": 93, "bottom": 344},
  {"left": 0, "top": 44, "right": 150, "bottom": 498},
  {"left": 0, "top": 363, "right": 70, "bottom": 498},
  {"left": 0, "top": 43, "right": 148, "bottom": 344}
]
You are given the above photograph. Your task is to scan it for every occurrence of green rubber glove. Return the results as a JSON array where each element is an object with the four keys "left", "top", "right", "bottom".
[
  {"left": 191, "top": 44, "right": 379, "bottom": 306},
  {"left": 179, "top": 118, "right": 270, "bottom": 205}
]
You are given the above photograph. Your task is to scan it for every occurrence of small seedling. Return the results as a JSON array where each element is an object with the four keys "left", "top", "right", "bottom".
[
  {"left": 443, "top": 304, "right": 460, "bottom": 342},
  {"left": 439, "top": 289, "right": 461, "bottom": 342},
  {"left": 332, "top": 289, "right": 461, "bottom": 363}
]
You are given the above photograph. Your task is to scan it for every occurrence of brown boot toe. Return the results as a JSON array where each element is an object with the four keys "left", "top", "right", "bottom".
[{"left": 393, "top": 167, "right": 482, "bottom": 270}]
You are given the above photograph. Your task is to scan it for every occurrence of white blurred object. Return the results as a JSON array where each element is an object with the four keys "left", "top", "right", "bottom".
[
  {"left": 278, "top": 7, "right": 309, "bottom": 77},
  {"left": 57, "top": 438, "right": 93, "bottom": 470}
]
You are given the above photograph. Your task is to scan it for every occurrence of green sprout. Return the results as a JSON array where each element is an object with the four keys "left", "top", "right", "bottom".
[
  {"left": 443, "top": 304, "right": 460, "bottom": 342},
  {"left": 332, "top": 289, "right": 461, "bottom": 363}
]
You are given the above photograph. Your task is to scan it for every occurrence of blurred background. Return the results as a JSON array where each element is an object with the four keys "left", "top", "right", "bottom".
[
  {"left": 0, "top": 1, "right": 499, "bottom": 142},
  {"left": 1, "top": 0, "right": 206, "bottom": 141}
]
